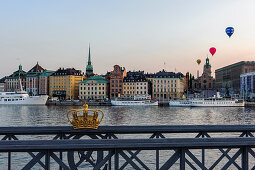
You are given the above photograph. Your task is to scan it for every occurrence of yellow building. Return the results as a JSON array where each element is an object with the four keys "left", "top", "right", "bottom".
[
  {"left": 151, "top": 70, "right": 185, "bottom": 99},
  {"left": 49, "top": 68, "right": 84, "bottom": 100},
  {"left": 123, "top": 71, "right": 148, "bottom": 98}
]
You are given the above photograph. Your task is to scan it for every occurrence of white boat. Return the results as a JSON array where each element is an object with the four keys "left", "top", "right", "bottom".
[
  {"left": 0, "top": 91, "right": 48, "bottom": 105},
  {"left": 169, "top": 99, "right": 191, "bottom": 107},
  {"left": 111, "top": 95, "right": 158, "bottom": 106},
  {"left": 169, "top": 92, "right": 245, "bottom": 107},
  {"left": 0, "top": 78, "right": 48, "bottom": 105}
]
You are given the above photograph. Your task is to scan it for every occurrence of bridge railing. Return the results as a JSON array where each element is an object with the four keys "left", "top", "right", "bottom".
[{"left": 1, "top": 125, "right": 255, "bottom": 169}]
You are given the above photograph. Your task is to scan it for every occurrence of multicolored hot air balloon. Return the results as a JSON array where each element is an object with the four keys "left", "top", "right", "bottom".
[
  {"left": 197, "top": 59, "right": 201, "bottom": 65},
  {"left": 225, "top": 27, "right": 234, "bottom": 38},
  {"left": 209, "top": 47, "right": 216, "bottom": 56}
]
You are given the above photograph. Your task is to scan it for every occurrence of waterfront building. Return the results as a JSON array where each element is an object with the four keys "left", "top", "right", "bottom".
[
  {"left": 192, "top": 57, "right": 215, "bottom": 91},
  {"left": 240, "top": 71, "right": 255, "bottom": 99},
  {"left": 49, "top": 68, "right": 83, "bottom": 99},
  {"left": 123, "top": 71, "right": 148, "bottom": 98},
  {"left": 0, "top": 77, "right": 6, "bottom": 92},
  {"left": 85, "top": 46, "right": 94, "bottom": 78},
  {"left": 5, "top": 65, "right": 27, "bottom": 92},
  {"left": 26, "top": 62, "right": 45, "bottom": 96},
  {"left": 109, "top": 65, "right": 126, "bottom": 99},
  {"left": 39, "top": 70, "right": 55, "bottom": 95},
  {"left": 79, "top": 76, "right": 108, "bottom": 100},
  {"left": 215, "top": 61, "right": 255, "bottom": 95},
  {"left": 151, "top": 70, "right": 185, "bottom": 99}
]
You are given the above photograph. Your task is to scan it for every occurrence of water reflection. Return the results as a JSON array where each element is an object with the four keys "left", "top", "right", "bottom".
[{"left": 0, "top": 105, "right": 255, "bottom": 126}]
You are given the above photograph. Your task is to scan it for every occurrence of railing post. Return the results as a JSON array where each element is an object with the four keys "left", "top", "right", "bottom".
[
  {"left": 156, "top": 133, "right": 159, "bottom": 170},
  {"left": 108, "top": 134, "right": 112, "bottom": 170},
  {"left": 114, "top": 149, "right": 119, "bottom": 170},
  {"left": 202, "top": 132, "right": 205, "bottom": 166},
  {"left": 59, "top": 133, "right": 63, "bottom": 170},
  {"left": 242, "top": 147, "right": 248, "bottom": 170},
  {"left": 8, "top": 135, "right": 11, "bottom": 170},
  {"left": 45, "top": 151, "right": 50, "bottom": 170},
  {"left": 180, "top": 148, "right": 185, "bottom": 170}
]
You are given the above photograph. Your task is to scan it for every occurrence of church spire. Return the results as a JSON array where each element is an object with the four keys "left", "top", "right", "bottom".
[
  {"left": 86, "top": 44, "right": 94, "bottom": 77},
  {"left": 88, "top": 44, "right": 91, "bottom": 65}
]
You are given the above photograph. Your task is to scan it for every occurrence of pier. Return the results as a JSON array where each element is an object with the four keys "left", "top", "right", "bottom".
[{"left": 1, "top": 125, "right": 255, "bottom": 169}]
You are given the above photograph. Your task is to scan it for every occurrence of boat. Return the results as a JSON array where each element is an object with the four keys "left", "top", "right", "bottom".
[
  {"left": 0, "top": 91, "right": 48, "bottom": 105},
  {"left": 169, "top": 99, "right": 191, "bottom": 107},
  {"left": 169, "top": 92, "right": 245, "bottom": 107},
  {"left": 111, "top": 95, "right": 158, "bottom": 106},
  {"left": 0, "top": 78, "right": 48, "bottom": 105}
]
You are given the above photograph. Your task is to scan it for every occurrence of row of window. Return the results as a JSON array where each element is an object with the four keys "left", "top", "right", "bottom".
[
  {"left": 80, "top": 87, "right": 105, "bottom": 90},
  {"left": 124, "top": 86, "right": 147, "bottom": 89},
  {"left": 80, "top": 83, "right": 105, "bottom": 86},
  {"left": 80, "top": 91, "right": 105, "bottom": 95},
  {"left": 124, "top": 83, "right": 147, "bottom": 85},
  {"left": 153, "top": 80, "right": 177, "bottom": 83},
  {"left": 124, "top": 91, "right": 147, "bottom": 94},
  {"left": 154, "top": 84, "right": 177, "bottom": 87},
  {"left": 154, "top": 88, "right": 177, "bottom": 92}
]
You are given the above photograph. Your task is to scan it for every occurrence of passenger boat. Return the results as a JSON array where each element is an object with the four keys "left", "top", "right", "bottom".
[
  {"left": 111, "top": 95, "right": 158, "bottom": 106},
  {"left": 169, "top": 99, "right": 191, "bottom": 107},
  {"left": 0, "top": 91, "right": 48, "bottom": 105},
  {"left": 169, "top": 92, "right": 245, "bottom": 107},
  {"left": 0, "top": 78, "right": 48, "bottom": 105}
]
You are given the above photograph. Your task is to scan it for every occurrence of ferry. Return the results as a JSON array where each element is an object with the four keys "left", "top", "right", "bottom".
[
  {"left": 0, "top": 78, "right": 48, "bottom": 105},
  {"left": 111, "top": 95, "right": 158, "bottom": 106},
  {"left": 169, "top": 92, "right": 245, "bottom": 107},
  {"left": 0, "top": 91, "right": 48, "bottom": 105}
]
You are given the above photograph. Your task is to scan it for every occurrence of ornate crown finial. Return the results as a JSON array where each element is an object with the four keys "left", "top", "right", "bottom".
[{"left": 67, "top": 103, "right": 104, "bottom": 130}]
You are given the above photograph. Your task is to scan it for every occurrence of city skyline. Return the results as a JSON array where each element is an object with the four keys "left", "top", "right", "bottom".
[{"left": 1, "top": 1, "right": 255, "bottom": 77}]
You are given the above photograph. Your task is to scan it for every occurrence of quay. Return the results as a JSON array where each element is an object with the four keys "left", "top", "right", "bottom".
[{"left": 1, "top": 125, "right": 255, "bottom": 169}]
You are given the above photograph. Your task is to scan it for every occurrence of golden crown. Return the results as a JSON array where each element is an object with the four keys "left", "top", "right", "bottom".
[{"left": 67, "top": 103, "right": 104, "bottom": 130}]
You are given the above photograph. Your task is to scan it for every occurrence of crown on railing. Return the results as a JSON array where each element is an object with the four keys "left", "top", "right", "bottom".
[{"left": 67, "top": 102, "right": 104, "bottom": 130}]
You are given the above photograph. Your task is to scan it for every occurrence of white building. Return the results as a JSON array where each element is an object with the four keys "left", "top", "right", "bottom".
[
  {"left": 240, "top": 71, "right": 255, "bottom": 98},
  {"left": 79, "top": 76, "right": 108, "bottom": 100}
]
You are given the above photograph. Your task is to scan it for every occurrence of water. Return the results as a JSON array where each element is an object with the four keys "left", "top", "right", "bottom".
[
  {"left": 0, "top": 105, "right": 255, "bottom": 126},
  {"left": 1, "top": 105, "right": 255, "bottom": 169}
]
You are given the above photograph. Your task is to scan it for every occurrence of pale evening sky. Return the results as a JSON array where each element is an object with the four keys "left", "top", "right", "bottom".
[{"left": 0, "top": 0, "right": 255, "bottom": 78}]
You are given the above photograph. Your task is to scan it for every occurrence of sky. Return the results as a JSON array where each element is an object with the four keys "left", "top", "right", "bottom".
[{"left": 0, "top": 0, "right": 255, "bottom": 78}]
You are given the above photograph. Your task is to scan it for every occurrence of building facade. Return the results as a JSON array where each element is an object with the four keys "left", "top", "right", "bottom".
[
  {"left": 26, "top": 62, "right": 45, "bottom": 96},
  {"left": 79, "top": 76, "right": 108, "bottom": 100},
  {"left": 151, "top": 70, "right": 185, "bottom": 99},
  {"left": 123, "top": 71, "right": 148, "bottom": 98},
  {"left": 192, "top": 57, "right": 215, "bottom": 91},
  {"left": 5, "top": 65, "right": 26, "bottom": 92},
  {"left": 49, "top": 68, "right": 83, "bottom": 99},
  {"left": 240, "top": 71, "right": 255, "bottom": 99},
  {"left": 215, "top": 61, "right": 255, "bottom": 95},
  {"left": 39, "top": 70, "right": 55, "bottom": 95},
  {"left": 0, "top": 77, "right": 6, "bottom": 92},
  {"left": 109, "top": 65, "right": 126, "bottom": 99}
]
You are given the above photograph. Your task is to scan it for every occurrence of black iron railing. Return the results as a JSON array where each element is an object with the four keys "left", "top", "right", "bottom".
[{"left": 1, "top": 125, "right": 255, "bottom": 169}]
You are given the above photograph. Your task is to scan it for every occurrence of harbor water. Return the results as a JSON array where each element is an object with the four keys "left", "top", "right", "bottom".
[{"left": 0, "top": 105, "right": 255, "bottom": 169}]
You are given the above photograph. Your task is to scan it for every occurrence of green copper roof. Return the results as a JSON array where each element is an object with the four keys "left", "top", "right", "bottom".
[
  {"left": 80, "top": 76, "right": 108, "bottom": 84},
  {"left": 204, "top": 57, "right": 211, "bottom": 68},
  {"left": 40, "top": 70, "right": 55, "bottom": 77}
]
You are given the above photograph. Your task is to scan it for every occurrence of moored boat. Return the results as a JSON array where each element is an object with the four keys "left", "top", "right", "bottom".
[
  {"left": 111, "top": 95, "right": 158, "bottom": 106},
  {"left": 0, "top": 91, "right": 48, "bottom": 105},
  {"left": 169, "top": 92, "right": 245, "bottom": 107}
]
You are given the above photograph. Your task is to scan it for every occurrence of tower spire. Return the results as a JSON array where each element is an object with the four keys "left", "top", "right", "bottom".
[
  {"left": 88, "top": 44, "right": 91, "bottom": 65},
  {"left": 86, "top": 44, "right": 94, "bottom": 77}
]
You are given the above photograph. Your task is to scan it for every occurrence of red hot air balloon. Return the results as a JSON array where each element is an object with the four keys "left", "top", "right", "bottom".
[{"left": 209, "top": 47, "right": 216, "bottom": 56}]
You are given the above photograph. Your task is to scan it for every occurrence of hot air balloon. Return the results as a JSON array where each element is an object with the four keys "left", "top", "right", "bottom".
[
  {"left": 225, "top": 27, "right": 234, "bottom": 38},
  {"left": 197, "top": 59, "right": 201, "bottom": 65},
  {"left": 209, "top": 47, "right": 216, "bottom": 56}
]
